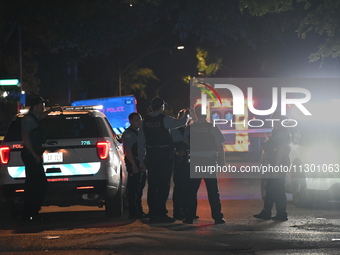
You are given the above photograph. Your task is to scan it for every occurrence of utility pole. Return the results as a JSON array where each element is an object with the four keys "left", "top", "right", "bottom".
[{"left": 18, "top": 24, "right": 25, "bottom": 109}]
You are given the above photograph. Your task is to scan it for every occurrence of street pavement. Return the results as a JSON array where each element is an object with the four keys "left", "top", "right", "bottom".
[{"left": 1, "top": 163, "right": 340, "bottom": 254}]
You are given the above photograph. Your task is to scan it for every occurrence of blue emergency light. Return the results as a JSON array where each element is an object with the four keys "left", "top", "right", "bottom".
[{"left": 72, "top": 95, "right": 137, "bottom": 134}]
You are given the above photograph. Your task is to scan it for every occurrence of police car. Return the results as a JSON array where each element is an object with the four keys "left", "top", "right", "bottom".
[
  {"left": 285, "top": 118, "right": 340, "bottom": 207},
  {"left": 0, "top": 105, "right": 127, "bottom": 217}
]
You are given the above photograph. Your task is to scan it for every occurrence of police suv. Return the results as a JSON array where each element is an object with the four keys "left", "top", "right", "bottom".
[
  {"left": 285, "top": 121, "right": 340, "bottom": 208},
  {"left": 0, "top": 105, "right": 127, "bottom": 217},
  {"left": 260, "top": 118, "right": 340, "bottom": 208}
]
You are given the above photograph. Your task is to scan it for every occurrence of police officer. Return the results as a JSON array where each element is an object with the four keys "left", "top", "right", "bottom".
[
  {"left": 172, "top": 109, "right": 190, "bottom": 220},
  {"left": 21, "top": 96, "right": 60, "bottom": 221},
  {"left": 138, "top": 97, "right": 189, "bottom": 223},
  {"left": 122, "top": 112, "right": 147, "bottom": 219},
  {"left": 183, "top": 104, "right": 225, "bottom": 224},
  {"left": 253, "top": 114, "right": 291, "bottom": 221}
]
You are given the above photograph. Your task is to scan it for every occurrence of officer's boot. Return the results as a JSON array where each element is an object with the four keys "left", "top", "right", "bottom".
[{"left": 253, "top": 209, "right": 272, "bottom": 220}]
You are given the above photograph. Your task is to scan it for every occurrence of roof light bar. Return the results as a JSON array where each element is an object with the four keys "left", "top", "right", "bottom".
[{"left": 63, "top": 105, "right": 103, "bottom": 111}]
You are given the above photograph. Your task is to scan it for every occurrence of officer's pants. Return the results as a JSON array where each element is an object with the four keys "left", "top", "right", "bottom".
[
  {"left": 172, "top": 156, "right": 190, "bottom": 216},
  {"left": 127, "top": 171, "right": 146, "bottom": 216},
  {"left": 263, "top": 178, "right": 287, "bottom": 215},
  {"left": 145, "top": 147, "right": 172, "bottom": 217},
  {"left": 186, "top": 156, "right": 223, "bottom": 220},
  {"left": 186, "top": 177, "right": 223, "bottom": 221},
  {"left": 21, "top": 150, "right": 47, "bottom": 217}
]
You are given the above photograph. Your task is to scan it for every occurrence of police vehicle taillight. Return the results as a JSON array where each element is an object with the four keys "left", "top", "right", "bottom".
[
  {"left": 0, "top": 146, "right": 10, "bottom": 164},
  {"left": 97, "top": 142, "right": 110, "bottom": 160}
]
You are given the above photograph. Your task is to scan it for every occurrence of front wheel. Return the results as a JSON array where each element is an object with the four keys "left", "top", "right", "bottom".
[{"left": 292, "top": 179, "right": 313, "bottom": 208}]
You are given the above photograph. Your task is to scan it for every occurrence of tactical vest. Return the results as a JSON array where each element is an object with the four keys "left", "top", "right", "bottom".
[
  {"left": 143, "top": 113, "right": 170, "bottom": 147},
  {"left": 190, "top": 122, "right": 217, "bottom": 152}
]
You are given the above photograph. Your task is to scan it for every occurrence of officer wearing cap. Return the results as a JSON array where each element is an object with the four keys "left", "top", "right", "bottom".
[
  {"left": 138, "top": 97, "right": 189, "bottom": 223},
  {"left": 21, "top": 96, "right": 61, "bottom": 221}
]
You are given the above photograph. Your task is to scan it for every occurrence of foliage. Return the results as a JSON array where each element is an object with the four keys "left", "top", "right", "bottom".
[
  {"left": 3, "top": 0, "right": 337, "bottom": 104},
  {"left": 298, "top": 0, "right": 340, "bottom": 61},
  {"left": 0, "top": 0, "right": 255, "bottom": 99},
  {"left": 182, "top": 47, "right": 222, "bottom": 87},
  {"left": 196, "top": 48, "right": 222, "bottom": 77},
  {"left": 175, "top": 0, "right": 247, "bottom": 45},
  {"left": 239, "top": 0, "right": 340, "bottom": 62},
  {"left": 121, "top": 67, "right": 159, "bottom": 98},
  {"left": 239, "top": 0, "right": 296, "bottom": 16},
  {"left": 0, "top": 0, "right": 169, "bottom": 97}
]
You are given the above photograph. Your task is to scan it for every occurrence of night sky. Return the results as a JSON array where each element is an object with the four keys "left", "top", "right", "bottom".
[{"left": 1, "top": 0, "right": 339, "bottom": 132}]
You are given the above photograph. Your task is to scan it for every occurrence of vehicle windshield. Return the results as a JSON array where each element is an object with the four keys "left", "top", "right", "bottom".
[{"left": 3, "top": 114, "right": 109, "bottom": 142}]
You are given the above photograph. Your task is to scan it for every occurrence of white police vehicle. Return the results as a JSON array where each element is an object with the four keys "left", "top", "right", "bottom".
[
  {"left": 260, "top": 120, "right": 340, "bottom": 207},
  {"left": 0, "top": 105, "right": 127, "bottom": 217},
  {"left": 285, "top": 121, "right": 340, "bottom": 207}
]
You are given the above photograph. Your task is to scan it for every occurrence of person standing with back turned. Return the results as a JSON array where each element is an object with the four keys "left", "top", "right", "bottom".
[
  {"left": 21, "top": 96, "right": 60, "bottom": 221},
  {"left": 183, "top": 104, "right": 225, "bottom": 224},
  {"left": 171, "top": 109, "right": 190, "bottom": 220},
  {"left": 138, "top": 97, "right": 189, "bottom": 223},
  {"left": 253, "top": 113, "right": 291, "bottom": 221}
]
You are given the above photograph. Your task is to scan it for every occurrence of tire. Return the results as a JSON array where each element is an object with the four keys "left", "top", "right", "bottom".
[
  {"left": 292, "top": 179, "right": 313, "bottom": 208},
  {"left": 105, "top": 186, "right": 123, "bottom": 218}
]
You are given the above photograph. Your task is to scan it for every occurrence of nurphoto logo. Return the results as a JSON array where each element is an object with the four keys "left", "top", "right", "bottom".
[
  {"left": 193, "top": 79, "right": 312, "bottom": 128},
  {"left": 189, "top": 78, "right": 340, "bottom": 179}
]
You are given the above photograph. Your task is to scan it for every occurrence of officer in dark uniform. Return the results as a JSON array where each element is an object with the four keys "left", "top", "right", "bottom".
[
  {"left": 172, "top": 109, "right": 190, "bottom": 220},
  {"left": 183, "top": 104, "right": 225, "bottom": 224},
  {"left": 21, "top": 96, "right": 60, "bottom": 221},
  {"left": 138, "top": 97, "right": 189, "bottom": 223},
  {"left": 253, "top": 114, "right": 291, "bottom": 221},
  {"left": 122, "top": 112, "right": 147, "bottom": 219}
]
